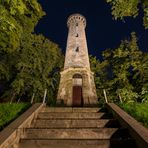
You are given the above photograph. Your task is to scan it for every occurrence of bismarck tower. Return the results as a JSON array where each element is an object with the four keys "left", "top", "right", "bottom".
[{"left": 57, "top": 14, "right": 98, "bottom": 106}]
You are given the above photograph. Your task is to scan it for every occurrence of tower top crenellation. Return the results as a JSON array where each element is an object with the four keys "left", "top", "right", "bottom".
[{"left": 67, "top": 13, "right": 86, "bottom": 28}]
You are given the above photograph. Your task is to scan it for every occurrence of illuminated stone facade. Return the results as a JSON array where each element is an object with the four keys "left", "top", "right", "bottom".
[{"left": 57, "top": 14, "right": 97, "bottom": 106}]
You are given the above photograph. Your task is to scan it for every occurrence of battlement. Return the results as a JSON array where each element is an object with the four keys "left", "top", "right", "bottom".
[{"left": 67, "top": 13, "right": 86, "bottom": 28}]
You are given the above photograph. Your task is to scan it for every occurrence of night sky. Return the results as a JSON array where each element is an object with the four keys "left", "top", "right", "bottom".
[{"left": 36, "top": 0, "right": 148, "bottom": 59}]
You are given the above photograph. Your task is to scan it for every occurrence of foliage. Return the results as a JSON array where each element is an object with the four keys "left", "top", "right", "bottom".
[
  {"left": 0, "top": 0, "right": 64, "bottom": 104},
  {"left": 0, "top": 103, "right": 30, "bottom": 131},
  {"left": 91, "top": 33, "right": 148, "bottom": 104},
  {"left": 116, "top": 88, "right": 138, "bottom": 103},
  {"left": 0, "top": 0, "right": 45, "bottom": 53},
  {"left": 90, "top": 55, "right": 111, "bottom": 99},
  {"left": 0, "top": 0, "right": 45, "bottom": 83},
  {"left": 103, "top": 32, "right": 147, "bottom": 103},
  {"left": 1, "top": 34, "right": 64, "bottom": 103},
  {"left": 106, "top": 0, "right": 148, "bottom": 29},
  {"left": 141, "top": 86, "right": 148, "bottom": 103},
  {"left": 119, "top": 103, "right": 148, "bottom": 128}
]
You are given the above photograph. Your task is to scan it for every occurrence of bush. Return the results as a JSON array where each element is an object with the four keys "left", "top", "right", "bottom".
[
  {"left": 119, "top": 103, "right": 148, "bottom": 128},
  {"left": 0, "top": 103, "right": 31, "bottom": 131}
]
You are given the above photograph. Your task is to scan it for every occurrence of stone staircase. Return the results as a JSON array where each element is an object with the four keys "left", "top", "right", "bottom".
[{"left": 18, "top": 107, "right": 136, "bottom": 148}]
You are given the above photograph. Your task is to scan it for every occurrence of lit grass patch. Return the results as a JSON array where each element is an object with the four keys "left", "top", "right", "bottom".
[
  {"left": 119, "top": 103, "right": 148, "bottom": 128},
  {"left": 0, "top": 103, "right": 31, "bottom": 131}
]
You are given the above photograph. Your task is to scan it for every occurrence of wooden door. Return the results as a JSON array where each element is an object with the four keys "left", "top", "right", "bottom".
[{"left": 72, "top": 86, "right": 82, "bottom": 106}]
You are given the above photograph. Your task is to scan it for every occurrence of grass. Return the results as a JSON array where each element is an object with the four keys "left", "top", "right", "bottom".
[
  {"left": 119, "top": 103, "right": 148, "bottom": 128},
  {"left": 0, "top": 103, "right": 31, "bottom": 131}
]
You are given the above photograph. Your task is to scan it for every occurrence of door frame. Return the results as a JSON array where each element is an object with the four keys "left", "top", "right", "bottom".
[{"left": 72, "top": 74, "right": 83, "bottom": 107}]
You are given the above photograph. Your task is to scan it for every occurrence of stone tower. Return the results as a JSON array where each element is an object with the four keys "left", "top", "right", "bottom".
[{"left": 57, "top": 13, "right": 97, "bottom": 106}]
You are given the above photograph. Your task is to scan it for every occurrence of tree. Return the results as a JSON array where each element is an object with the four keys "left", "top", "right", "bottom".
[
  {"left": 0, "top": 0, "right": 64, "bottom": 104},
  {"left": 0, "top": 0, "right": 45, "bottom": 83},
  {"left": 2, "top": 34, "right": 64, "bottom": 103},
  {"left": 106, "top": 0, "right": 148, "bottom": 29},
  {"left": 103, "top": 33, "right": 139, "bottom": 103},
  {"left": 0, "top": 0, "right": 45, "bottom": 53},
  {"left": 91, "top": 33, "right": 147, "bottom": 104},
  {"left": 89, "top": 55, "right": 110, "bottom": 100}
]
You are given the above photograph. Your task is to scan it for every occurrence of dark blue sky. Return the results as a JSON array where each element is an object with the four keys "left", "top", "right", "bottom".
[{"left": 36, "top": 0, "right": 148, "bottom": 59}]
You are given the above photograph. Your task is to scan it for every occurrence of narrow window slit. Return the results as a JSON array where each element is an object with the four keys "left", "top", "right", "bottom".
[
  {"left": 75, "top": 47, "right": 79, "bottom": 52},
  {"left": 75, "top": 33, "right": 79, "bottom": 37}
]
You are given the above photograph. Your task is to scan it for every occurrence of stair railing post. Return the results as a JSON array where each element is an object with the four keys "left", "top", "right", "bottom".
[
  {"left": 103, "top": 89, "right": 108, "bottom": 103},
  {"left": 118, "top": 93, "right": 123, "bottom": 103},
  {"left": 10, "top": 93, "right": 15, "bottom": 104},
  {"left": 31, "top": 93, "right": 35, "bottom": 104},
  {"left": 17, "top": 97, "right": 21, "bottom": 104},
  {"left": 43, "top": 89, "right": 47, "bottom": 105}
]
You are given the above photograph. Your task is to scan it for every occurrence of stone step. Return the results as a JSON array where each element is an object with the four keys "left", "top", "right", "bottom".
[
  {"left": 24, "top": 128, "right": 118, "bottom": 139},
  {"left": 19, "top": 139, "right": 110, "bottom": 148},
  {"left": 41, "top": 107, "right": 101, "bottom": 113},
  {"left": 37, "top": 112, "right": 105, "bottom": 119},
  {"left": 32, "top": 119, "right": 109, "bottom": 128}
]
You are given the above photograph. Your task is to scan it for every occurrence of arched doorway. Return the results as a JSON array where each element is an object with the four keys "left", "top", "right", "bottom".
[{"left": 72, "top": 74, "right": 83, "bottom": 106}]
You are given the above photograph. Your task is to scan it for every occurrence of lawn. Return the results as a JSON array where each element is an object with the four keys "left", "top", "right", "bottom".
[
  {"left": 0, "top": 103, "right": 31, "bottom": 131},
  {"left": 119, "top": 103, "right": 148, "bottom": 128}
]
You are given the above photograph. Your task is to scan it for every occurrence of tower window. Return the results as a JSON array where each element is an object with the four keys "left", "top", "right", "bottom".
[
  {"left": 75, "top": 47, "right": 79, "bottom": 52},
  {"left": 76, "top": 23, "right": 78, "bottom": 26},
  {"left": 75, "top": 33, "right": 79, "bottom": 37}
]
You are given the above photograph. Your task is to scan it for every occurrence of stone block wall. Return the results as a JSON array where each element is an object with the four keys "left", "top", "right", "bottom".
[{"left": 57, "top": 67, "right": 98, "bottom": 106}]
